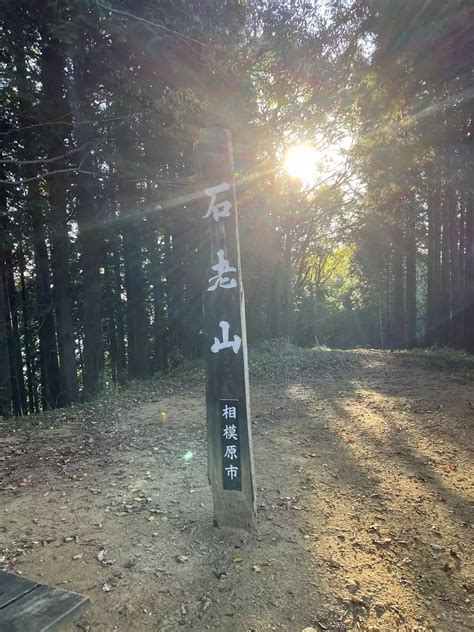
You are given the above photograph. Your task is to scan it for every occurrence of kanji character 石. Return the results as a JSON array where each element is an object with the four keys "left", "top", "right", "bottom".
[{"left": 203, "top": 182, "right": 232, "bottom": 222}]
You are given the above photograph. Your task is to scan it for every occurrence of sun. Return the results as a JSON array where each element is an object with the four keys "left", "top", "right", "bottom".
[{"left": 284, "top": 144, "right": 320, "bottom": 184}]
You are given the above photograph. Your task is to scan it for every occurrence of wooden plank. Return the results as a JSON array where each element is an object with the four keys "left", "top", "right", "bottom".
[
  {"left": 194, "top": 127, "right": 257, "bottom": 531},
  {"left": 0, "top": 570, "right": 40, "bottom": 609},
  {"left": 0, "top": 584, "right": 89, "bottom": 632}
]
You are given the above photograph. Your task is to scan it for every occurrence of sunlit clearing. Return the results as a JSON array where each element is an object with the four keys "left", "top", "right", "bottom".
[
  {"left": 284, "top": 144, "right": 319, "bottom": 184},
  {"left": 183, "top": 451, "right": 193, "bottom": 461}
]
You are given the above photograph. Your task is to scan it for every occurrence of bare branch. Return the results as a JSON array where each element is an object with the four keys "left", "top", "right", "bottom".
[
  {"left": 0, "top": 143, "right": 92, "bottom": 165},
  {"left": 95, "top": 1, "right": 218, "bottom": 52},
  {"left": 0, "top": 168, "right": 97, "bottom": 186}
]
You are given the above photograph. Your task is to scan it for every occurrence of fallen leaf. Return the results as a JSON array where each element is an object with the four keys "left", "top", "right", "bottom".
[
  {"left": 252, "top": 564, "right": 262, "bottom": 572},
  {"left": 232, "top": 557, "right": 243, "bottom": 564},
  {"left": 436, "top": 463, "right": 458, "bottom": 472}
]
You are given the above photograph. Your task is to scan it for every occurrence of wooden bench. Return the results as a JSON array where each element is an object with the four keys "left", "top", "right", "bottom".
[{"left": 0, "top": 571, "right": 89, "bottom": 631}]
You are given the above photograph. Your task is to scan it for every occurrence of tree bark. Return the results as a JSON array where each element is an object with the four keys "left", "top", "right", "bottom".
[
  {"left": 115, "top": 125, "right": 150, "bottom": 379},
  {"left": 0, "top": 183, "right": 12, "bottom": 417},
  {"left": 13, "top": 29, "right": 61, "bottom": 410},
  {"left": 405, "top": 217, "right": 417, "bottom": 347},
  {"left": 464, "top": 188, "right": 474, "bottom": 352},
  {"left": 447, "top": 182, "right": 463, "bottom": 347},
  {"left": 5, "top": 250, "right": 27, "bottom": 414},
  {"left": 439, "top": 186, "right": 451, "bottom": 346},
  {"left": 30, "top": 182, "right": 62, "bottom": 409},
  {"left": 41, "top": 24, "right": 79, "bottom": 405},
  {"left": 462, "top": 108, "right": 473, "bottom": 352},
  {"left": 425, "top": 169, "right": 441, "bottom": 345},
  {"left": 112, "top": 237, "right": 127, "bottom": 382},
  {"left": 391, "top": 225, "right": 405, "bottom": 347},
  {"left": 71, "top": 52, "right": 104, "bottom": 396},
  {"left": 19, "top": 244, "right": 36, "bottom": 413}
]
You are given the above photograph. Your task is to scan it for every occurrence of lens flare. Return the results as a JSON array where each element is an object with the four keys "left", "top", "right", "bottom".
[{"left": 284, "top": 144, "right": 319, "bottom": 183}]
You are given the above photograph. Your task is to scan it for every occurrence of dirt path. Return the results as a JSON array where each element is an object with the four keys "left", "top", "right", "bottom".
[{"left": 1, "top": 349, "right": 473, "bottom": 631}]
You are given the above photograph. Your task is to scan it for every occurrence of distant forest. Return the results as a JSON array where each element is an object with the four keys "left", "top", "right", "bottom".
[{"left": 0, "top": 0, "right": 472, "bottom": 416}]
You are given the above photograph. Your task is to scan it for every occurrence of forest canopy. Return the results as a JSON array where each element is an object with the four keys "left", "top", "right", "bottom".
[{"left": 0, "top": 0, "right": 472, "bottom": 416}]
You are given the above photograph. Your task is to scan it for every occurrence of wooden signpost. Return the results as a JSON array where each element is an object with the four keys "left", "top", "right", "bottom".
[{"left": 194, "top": 127, "right": 256, "bottom": 531}]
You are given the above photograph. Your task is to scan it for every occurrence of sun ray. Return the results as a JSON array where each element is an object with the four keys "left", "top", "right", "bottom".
[{"left": 284, "top": 144, "right": 320, "bottom": 185}]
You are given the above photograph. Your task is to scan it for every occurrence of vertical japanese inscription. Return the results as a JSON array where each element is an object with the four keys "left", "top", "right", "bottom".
[
  {"left": 220, "top": 399, "right": 241, "bottom": 490},
  {"left": 195, "top": 127, "right": 256, "bottom": 530}
]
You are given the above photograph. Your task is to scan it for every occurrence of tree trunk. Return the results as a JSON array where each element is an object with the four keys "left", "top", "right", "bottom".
[
  {"left": 462, "top": 107, "right": 473, "bottom": 351},
  {"left": 103, "top": 255, "right": 119, "bottom": 383},
  {"left": 464, "top": 188, "right": 474, "bottom": 352},
  {"left": 5, "top": 250, "right": 27, "bottom": 414},
  {"left": 30, "top": 182, "right": 62, "bottom": 409},
  {"left": 166, "top": 226, "right": 185, "bottom": 363},
  {"left": 447, "top": 183, "right": 463, "bottom": 347},
  {"left": 439, "top": 186, "right": 451, "bottom": 346},
  {"left": 71, "top": 53, "right": 104, "bottom": 396},
  {"left": 41, "top": 26, "right": 79, "bottom": 405},
  {"left": 425, "top": 170, "right": 441, "bottom": 345},
  {"left": 150, "top": 235, "right": 168, "bottom": 373},
  {"left": 391, "top": 225, "right": 405, "bottom": 347},
  {"left": 405, "top": 217, "right": 417, "bottom": 347},
  {"left": 112, "top": 237, "right": 127, "bottom": 382},
  {"left": 115, "top": 127, "right": 150, "bottom": 379},
  {"left": 0, "top": 184, "right": 12, "bottom": 417},
  {"left": 379, "top": 260, "right": 392, "bottom": 348},
  {"left": 19, "top": 244, "right": 35, "bottom": 413},
  {"left": 13, "top": 23, "right": 61, "bottom": 409}
]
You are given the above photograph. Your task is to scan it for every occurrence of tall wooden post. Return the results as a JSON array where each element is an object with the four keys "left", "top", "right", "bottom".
[{"left": 194, "top": 127, "right": 256, "bottom": 531}]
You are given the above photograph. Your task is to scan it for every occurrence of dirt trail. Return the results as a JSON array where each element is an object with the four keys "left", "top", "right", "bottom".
[{"left": 1, "top": 349, "right": 473, "bottom": 631}]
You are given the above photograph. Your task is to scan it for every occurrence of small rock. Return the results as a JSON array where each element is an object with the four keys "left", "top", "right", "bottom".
[
  {"left": 346, "top": 580, "right": 359, "bottom": 594},
  {"left": 350, "top": 597, "right": 365, "bottom": 607},
  {"left": 374, "top": 601, "right": 388, "bottom": 615},
  {"left": 123, "top": 559, "right": 136, "bottom": 569},
  {"left": 175, "top": 554, "right": 188, "bottom": 563}
]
